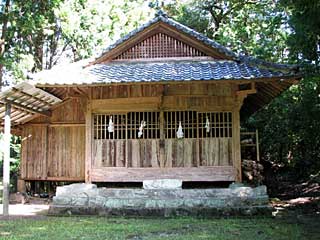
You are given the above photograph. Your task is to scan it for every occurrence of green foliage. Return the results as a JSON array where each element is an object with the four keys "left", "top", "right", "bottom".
[
  {"left": 247, "top": 76, "right": 320, "bottom": 178},
  {"left": 164, "top": 0, "right": 289, "bottom": 62},
  {"left": 0, "top": 217, "right": 308, "bottom": 240},
  {"left": 280, "top": 0, "right": 320, "bottom": 66},
  {"left": 163, "top": 0, "right": 320, "bottom": 180},
  {"left": 0, "top": 134, "right": 21, "bottom": 176},
  {"left": 57, "top": 0, "right": 153, "bottom": 61},
  {"left": 1, "top": 0, "right": 154, "bottom": 83}
]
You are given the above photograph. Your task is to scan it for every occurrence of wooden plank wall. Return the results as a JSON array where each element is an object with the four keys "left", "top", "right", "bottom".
[
  {"left": 128, "top": 140, "right": 160, "bottom": 168},
  {"left": 199, "top": 138, "right": 232, "bottom": 166},
  {"left": 20, "top": 98, "right": 86, "bottom": 181},
  {"left": 47, "top": 126, "right": 85, "bottom": 178},
  {"left": 91, "top": 83, "right": 233, "bottom": 100},
  {"left": 93, "top": 138, "right": 232, "bottom": 169},
  {"left": 20, "top": 82, "right": 243, "bottom": 182},
  {"left": 93, "top": 140, "right": 126, "bottom": 167},
  {"left": 89, "top": 83, "right": 242, "bottom": 182},
  {"left": 21, "top": 126, "right": 47, "bottom": 179}
]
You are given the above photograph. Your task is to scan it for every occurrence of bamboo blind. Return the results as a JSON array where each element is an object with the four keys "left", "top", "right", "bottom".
[
  {"left": 93, "top": 111, "right": 232, "bottom": 140},
  {"left": 115, "top": 32, "right": 207, "bottom": 60}
]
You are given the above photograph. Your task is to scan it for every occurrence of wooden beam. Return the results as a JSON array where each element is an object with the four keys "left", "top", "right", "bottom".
[
  {"left": 236, "top": 82, "right": 257, "bottom": 97},
  {"left": 90, "top": 166, "right": 236, "bottom": 182},
  {"left": 3, "top": 100, "right": 51, "bottom": 117},
  {"left": 25, "top": 122, "right": 85, "bottom": 127},
  {"left": 20, "top": 177, "right": 85, "bottom": 182},
  {"left": 2, "top": 103, "right": 11, "bottom": 216},
  {"left": 35, "top": 76, "right": 300, "bottom": 88},
  {"left": 12, "top": 87, "right": 56, "bottom": 105}
]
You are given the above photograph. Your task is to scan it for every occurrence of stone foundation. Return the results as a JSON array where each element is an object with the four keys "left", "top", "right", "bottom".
[{"left": 49, "top": 183, "right": 271, "bottom": 216}]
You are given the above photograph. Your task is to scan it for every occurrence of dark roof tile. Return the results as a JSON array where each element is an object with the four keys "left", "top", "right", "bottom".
[{"left": 34, "top": 60, "right": 293, "bottom": 86}]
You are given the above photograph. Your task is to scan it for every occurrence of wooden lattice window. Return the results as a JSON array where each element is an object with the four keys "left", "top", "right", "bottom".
[
  {"left": 198, "top": 112, "right": 232, "bottom": 138},
  {"left": 115, "top": 32, "right": 207, "bottom": 60},
  {"left": 127, "top": 112, "right": 160, "bottom": 139},
  {"left": 93, "top": 111, "right": 232, "bottom": 140},
  {"left": 164, "top": 111, "right": 198, "bottom": 139},
  {"left": 94, "top": 112, "right": 160, "bottom": 140},
  {"left": 93, "top": 114, "right": 126, "bottom": 140}
]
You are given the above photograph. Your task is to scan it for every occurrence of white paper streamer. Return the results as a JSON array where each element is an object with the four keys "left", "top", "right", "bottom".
[
  {"left": 205, "top": 116, "right": 210, "bottom": 133},
  {"left": 138, "top": 120, "right": 146, "bottom": 138},
  {"left": 108, "top": 116, "right": 114, "bottom": 133},
  {"left": 176, "top": 121, "right": 184, "bottom": 139}
]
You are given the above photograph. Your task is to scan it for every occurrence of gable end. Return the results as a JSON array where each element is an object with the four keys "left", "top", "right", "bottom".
[{"left": 114, "top": 32, "right": 208, "bottom": 60}]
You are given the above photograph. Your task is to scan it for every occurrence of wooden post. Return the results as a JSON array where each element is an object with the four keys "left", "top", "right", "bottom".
[
  {"left": 159, "top": 111, "right": 165, "bottom": 168},
  {"left": 85, "top": 100, "right": 92, "bottom": 183},
  {"left": 3, "top": 103, "right": 11, "bottom": 216},
  {"left": 232, "top": 108, "right": 242, "bottom": 182},
  {"left": 256, "top": 129, "right": 260, "bottom": 162}
]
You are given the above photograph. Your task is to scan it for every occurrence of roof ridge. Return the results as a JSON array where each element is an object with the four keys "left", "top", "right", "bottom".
[
  {"left": 239, "top": 55, "right": 299, "bottom": 72},
  {"left": 95, "top": 59, "right": 236, "bottom": 66}
]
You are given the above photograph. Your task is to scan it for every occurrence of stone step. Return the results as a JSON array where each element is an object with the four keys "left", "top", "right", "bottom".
[{"left": 49, "top": 183, "right": 271, "bottom": 216}]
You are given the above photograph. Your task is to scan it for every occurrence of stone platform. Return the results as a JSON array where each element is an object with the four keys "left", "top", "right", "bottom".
[{"left": 49, "top": 182, "right": 271, "bottom": 216}]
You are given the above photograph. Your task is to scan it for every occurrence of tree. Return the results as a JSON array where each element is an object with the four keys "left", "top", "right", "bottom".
[
  {"left": 0, "top": 0, "right": 153, "bottom": 86},
  {"left": 162, "top": 0, "right": 320, "bottom": 180},
  {"left": 281, "top": 0, "right": 320, "bottom": 68},
  {"left": 163, "top": 0, "right": 289, "bottom": 62},
  {"left": 0, "top": 0, "right": 11, "bottom": 90},
  {"left": 57, "top": 0, "right": 153, "bottom": 62}
]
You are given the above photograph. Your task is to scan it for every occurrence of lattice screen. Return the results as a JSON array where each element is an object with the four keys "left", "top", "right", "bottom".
[
  {"left": 93, "top": 114, "right": 126, "bottom": 140},
  {"left": 93, "top": 111, "right": 232, "bottom": 140},
  {"left": 198, "top": 112, "right": 232, "bottom": 138},
  {"left": 127, "top": 112, "right": 160, "bottom": 139},
  {"left": 115, "top": 32, "right": 207, "bottom": 60},
  {"left": 164, "top": 111, "right": 197, "bottom": 138},
  {"left": 94, "top": 112, "right": 160, "bottom": 140}
]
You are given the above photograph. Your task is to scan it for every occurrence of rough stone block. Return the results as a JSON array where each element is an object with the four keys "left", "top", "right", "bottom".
[
  {"left": 56, "top": 183, "right": 97, "bottom": 196},
  {"left": 143, "top": 179, "right": 182, "bottom": 189}
]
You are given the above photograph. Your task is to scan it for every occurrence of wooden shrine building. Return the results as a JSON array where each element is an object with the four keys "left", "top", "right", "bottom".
[{"left": 0, "top": 11, "right": 301, "bottom": 187}]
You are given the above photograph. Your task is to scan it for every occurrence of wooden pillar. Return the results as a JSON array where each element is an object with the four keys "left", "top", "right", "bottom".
[
  {"left": 85, "top": 100, "right": 92, "bottom": 183},
  {"left": 232, "top": 108, "right": 242, "bottom": 182},
  {"left": 159, "top": 111, "right": 165, "bottom": 168},
  {"left": 3, "top": 103, "right": 11, "bottom": 216}
]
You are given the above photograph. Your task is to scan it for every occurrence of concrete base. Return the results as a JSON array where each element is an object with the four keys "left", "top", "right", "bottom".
[{"left": 49, "top": 183, "right": 271, "bottom": 217}]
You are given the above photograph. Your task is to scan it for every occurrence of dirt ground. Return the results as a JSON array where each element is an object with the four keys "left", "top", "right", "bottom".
[{"left": 0, "top": 204, "right": 49, "bottom": 219}]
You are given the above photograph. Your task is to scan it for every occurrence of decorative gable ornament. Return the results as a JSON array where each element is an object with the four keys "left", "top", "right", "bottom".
[{"left": 176, "top": 121, "right": 184, "bottom": 139}]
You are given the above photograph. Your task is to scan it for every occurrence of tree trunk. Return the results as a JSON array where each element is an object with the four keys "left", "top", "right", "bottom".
[{"left": 0, "top": 0, "right": 11, "bottom": 91}]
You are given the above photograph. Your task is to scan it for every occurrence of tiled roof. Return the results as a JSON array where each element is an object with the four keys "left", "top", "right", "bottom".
[
  {"left": 33, "top": 60, "right": 294, "bottom": 86},
  {"left": 31, "top": 10, "right": 300, "bottom": 87},
  {"left": 96, "top": 10, "right": 238, "bottom": 61}
]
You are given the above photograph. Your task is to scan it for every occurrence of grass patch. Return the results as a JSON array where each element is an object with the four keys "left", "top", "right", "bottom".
[{"left": 0, "top": 216, "right": 318, "bottom": 240}]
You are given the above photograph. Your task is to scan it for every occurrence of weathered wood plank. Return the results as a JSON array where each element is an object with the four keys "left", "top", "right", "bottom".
[
  {"left": 85, "top": 100, "right": 92, "bottom": 183},
  {"left": 91, "top": 166, "right": 236, "bottom": 182},
  {"left": 232, "top": 107, "right": 242, "bottom": 182}
]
